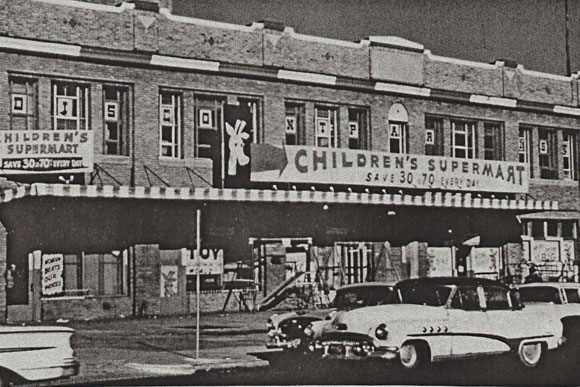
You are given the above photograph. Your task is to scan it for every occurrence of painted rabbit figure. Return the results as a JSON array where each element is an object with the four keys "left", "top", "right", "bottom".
[{"left": 226, "top": 119, "right": 250, "bottom": 176}]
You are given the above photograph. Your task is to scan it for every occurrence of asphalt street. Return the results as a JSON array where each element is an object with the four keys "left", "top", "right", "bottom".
[{"left": 58, "top": 345, "right": 580, "bottom": 386}]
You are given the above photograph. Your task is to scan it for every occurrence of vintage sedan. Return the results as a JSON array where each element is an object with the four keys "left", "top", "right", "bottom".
[
  {"left": 517, "top": 282, "right": 580, "bottom": 345},
  {"left": 0, "top": 325, "right": 79, "bottom": 385},
  {"left": 266, "top": 282, "right": 394, "bottom": 350},
  {"left": 312, "top": 277, "right": 564, "bottom": 369}
]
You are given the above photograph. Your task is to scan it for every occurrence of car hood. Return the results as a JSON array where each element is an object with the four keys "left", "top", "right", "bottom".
[{"left": 332, "top": 304, "right": 448, "bottom": 328}]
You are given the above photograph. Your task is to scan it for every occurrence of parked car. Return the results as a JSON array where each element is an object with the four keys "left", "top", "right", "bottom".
[
  {"left": 517, "top": 282, "right": 580, "bottom": 346},
  {"left": 311, "top": 277, "right": 564, "bottom": 369},
  {"left": 0, "top": 325, "right": 79, "bottom": 384},
  {"left": 266, "top": 282, "right": 394, "bottom": 350}
]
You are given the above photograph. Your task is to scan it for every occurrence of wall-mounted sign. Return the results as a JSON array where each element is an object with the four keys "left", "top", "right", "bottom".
[
  {"left": 182, "top": 248, "right": 224, "bottom": 275},
  {"left": 104, "top": 101, "right": 118, "bottom": 121},
  {"left": 316, "top": 119, "right": 328, "bottom": 136},
  {"left": 198, "top": 108, "right": 214, "bottom": 129},
  {"left": 11, "top": 94, "right": 26, "bottom": 114},
  {"left": 285, "top": 116, "right": 297, "bottom": 134},
  {"left": 42, "top": 254, "right": 64, "bottom": 296},
  {"left": 56, "top": 96, "right": 76, "bottom": 118},
  {"left": 161, "top": 106, "right": 174, "bottom": 125},
  {"left": 539, "top": 140, "right": 548, "bottom": 155},
  {"left": 251, "top": 144, "right": 529, "bottom": 193},
  {"left": 390, "top": 124, "right": 401, "bottom": 138},
  {"left": 349, "top": 122, "right": 359, "bottom": 139},
  {"left": 160, "top": 265, "right": 178, "bottom": 297},
  {"left": 425, "top": 129, "right": 435, "bottom": 145},
  {"left": 0, "top": 130, "right": 94, "bottom": 174}
]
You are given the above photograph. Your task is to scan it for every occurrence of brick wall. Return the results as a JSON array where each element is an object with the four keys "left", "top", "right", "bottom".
[
  {"left": 42, "top": 296, "right": 132, "bottom": 321},
  {"left": 0, "top": 221, "right": 6, "bottom": 323}
]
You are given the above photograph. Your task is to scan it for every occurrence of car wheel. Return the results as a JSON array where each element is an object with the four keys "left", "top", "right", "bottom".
[
  {"left": 519, "top": 342, "right": 543, "bottom": 368},
  {"left": 399, "top": 341, "right": 430, "bottom": 370}
]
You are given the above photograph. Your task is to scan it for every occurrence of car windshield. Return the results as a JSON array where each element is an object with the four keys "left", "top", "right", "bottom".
[
  {"left": 332, "top": 286, "right": 393, "bottom": 308},
  {"left": 396, "top": 283, "right": 452, "bottom": 306},
  {"left": 519, "top": 287, "right": 561, "bottom": 304}
]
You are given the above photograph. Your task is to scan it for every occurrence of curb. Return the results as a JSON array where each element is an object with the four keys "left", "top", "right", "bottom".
[{"left": 41, "top": 358, "right": 269, "bottom": 386}]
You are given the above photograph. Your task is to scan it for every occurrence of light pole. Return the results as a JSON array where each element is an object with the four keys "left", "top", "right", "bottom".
[{"left": 196, "top": 209, "right": 201, "bottom": 359}]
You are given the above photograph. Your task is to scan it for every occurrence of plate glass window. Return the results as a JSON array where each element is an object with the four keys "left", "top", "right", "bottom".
[
  {"left": 52, "top": 81, "right": 89, "bottom": 130},
  {"left": 452, "top": 120, "right": 476, "bottom": 159},
  {"left": 483, "top": 122, "right": 504, "bottom": 160},
  {"left": 425, "top": 116, "right": 444, "bottom": 156},
  {"left": 538, "top": 129, "right": 558, "bottom": 179},
  {"left": 103, "top": 85, "right": 130, "bottom": 156},
  {"left": 195, "top": 97, "right": 223, "bottom": 159},
  {"left": 285, "top": 103, "right": 305, "bottom": 145},
  {"left": 315, "top": 106, "right": 338, "bottom": 148},
  {"left": 159, "top": 91, "right": 183, "bottom": 159},
  {"left": 348, "top": 108, "right": 368, "bottom": 150},
  {"left": 562, "top": 132, "right": 577, "bottom": 180},
  {"left": 9, "top": 77, "right": 38, "bottom": 131},
  {"left": 519, "top": 127, "right": 533, "bottom": 177}
]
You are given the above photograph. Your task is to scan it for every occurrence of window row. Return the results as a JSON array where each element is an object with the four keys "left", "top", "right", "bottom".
[
  {"left": 6, "top": 77, "right": 580, "bottom": 181},
  {"left": 9, "top": 77, "right": 130, "bottom": 156}
]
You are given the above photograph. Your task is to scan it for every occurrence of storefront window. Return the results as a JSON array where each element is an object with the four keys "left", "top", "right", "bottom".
[
  {"left": 538, "top": 129, "right": 558, "bottom": 179},
  {"left": 55, "top": 251, "right": 129, "bottom": 297},
  {"left": 315, "top": 106, "right": 338, "bottom": 148},
  {"left": 52, "top": 81, "right": 89, "bottom": 130},
  {"left": 452, "top": 120, "right": 476, "bottom": 159},
  {"left": 348, "top": 108, "right": 368, "bottom": 150},
  {"left": 425, "top": 115, "right": 444, "bottom": 156},
  {"left": 9, "top": 77, "right": 38, "bottom": 131},
  {"left": 159, "top": 90, "right": 183, "bottom": 159},
  {"left": 285, "top": 102, "right": 305, "bottom": 146},
  {"left": 103, "top": 85, "right": 130, "bottom": 156}
]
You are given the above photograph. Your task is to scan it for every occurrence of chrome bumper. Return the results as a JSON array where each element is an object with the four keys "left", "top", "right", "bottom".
[
  {"left": 266, "top": 337, "right": 302, "bottom": 349},
  {"left": 311, "top": 340, "right": 399, "bottom": 361},
  {"left": 61, "top": 359, "right": 81, "bottom": 378}
]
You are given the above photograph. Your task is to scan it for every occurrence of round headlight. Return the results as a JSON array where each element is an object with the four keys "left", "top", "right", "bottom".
[
  {"left": 375, "top": 323, "right": 388, "bottom": 340},
  {"left": 304, "top": 323, "right": 314, "bottom": 338}
]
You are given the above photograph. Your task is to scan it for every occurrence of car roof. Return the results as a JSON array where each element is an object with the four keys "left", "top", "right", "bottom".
[
  {"left": 337, "top": 281, "right": 394, "bottom": 290},
  {"left": 395, "top": 277, "right": 508, "bottom": 288},
  {"left": 518, "top": 282, "right": 580, "bottom": 289}
]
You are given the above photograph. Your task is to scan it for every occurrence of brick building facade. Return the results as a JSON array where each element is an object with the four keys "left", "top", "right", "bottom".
[{"left": 0, "top": 0, "right": 578, "bottom": 321}]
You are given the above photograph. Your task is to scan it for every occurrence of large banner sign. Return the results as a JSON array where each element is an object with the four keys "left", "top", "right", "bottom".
[
  {"left": 42, "top": 254, "right": 64, "bottom": 296},
  {"left": 0, "top": 130, "right": 93, "bottom": 174},
  {"left": 251, "top": 144, "right": 529, "bottom": 193}
]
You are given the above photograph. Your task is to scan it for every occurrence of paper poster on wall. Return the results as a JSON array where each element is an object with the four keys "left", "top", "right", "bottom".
[
  {"left": 426, "top": 247, "right": 453, "bottom": 277},
  {"left": 160, "top": 265, "right": 178, "bottom": 297},
  {"left": 42, "top": 254, "right": 64, "bottom": 296},
  {"left": 470, "top": 247, "right": 499, "bottom": 274},
  {"left": 531, "top": 240, "right": 560, "bottom": 263},
  {"left": 562, "top": 240, "right": 575, "bottom": 264}
]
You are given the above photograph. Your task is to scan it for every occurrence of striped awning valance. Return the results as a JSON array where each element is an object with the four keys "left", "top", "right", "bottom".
[{"left": 0, "top": 183, "right": 559, "bottom": 211}]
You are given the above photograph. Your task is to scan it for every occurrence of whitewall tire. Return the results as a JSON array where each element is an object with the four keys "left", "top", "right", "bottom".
[{"left": 519, "top": 342, "right": 543, "bottom": 368}]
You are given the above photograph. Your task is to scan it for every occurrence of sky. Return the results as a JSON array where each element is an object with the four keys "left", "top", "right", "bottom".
[{"left": 172, "top": 0, "right": 578, "bottom": 75}]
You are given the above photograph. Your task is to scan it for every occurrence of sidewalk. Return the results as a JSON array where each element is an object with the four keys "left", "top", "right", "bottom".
[{"left": 35, "top": 311, "right": 277, "bottom": 385}]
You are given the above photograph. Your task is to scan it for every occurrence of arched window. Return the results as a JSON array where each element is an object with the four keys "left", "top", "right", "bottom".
[{"left": 388, "top": 103, "right": 408, "bottom": 154}]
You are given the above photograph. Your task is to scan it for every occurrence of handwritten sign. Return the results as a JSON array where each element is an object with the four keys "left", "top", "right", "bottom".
[
  {"left": 251, "top": 144, "right": 529, "bottom": 193},
  {"left": 0, "top": 130, "right": 93, "bottom": 174},
  {"left": 42, "top": 254, "right": 64, "bottom": 296}
]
